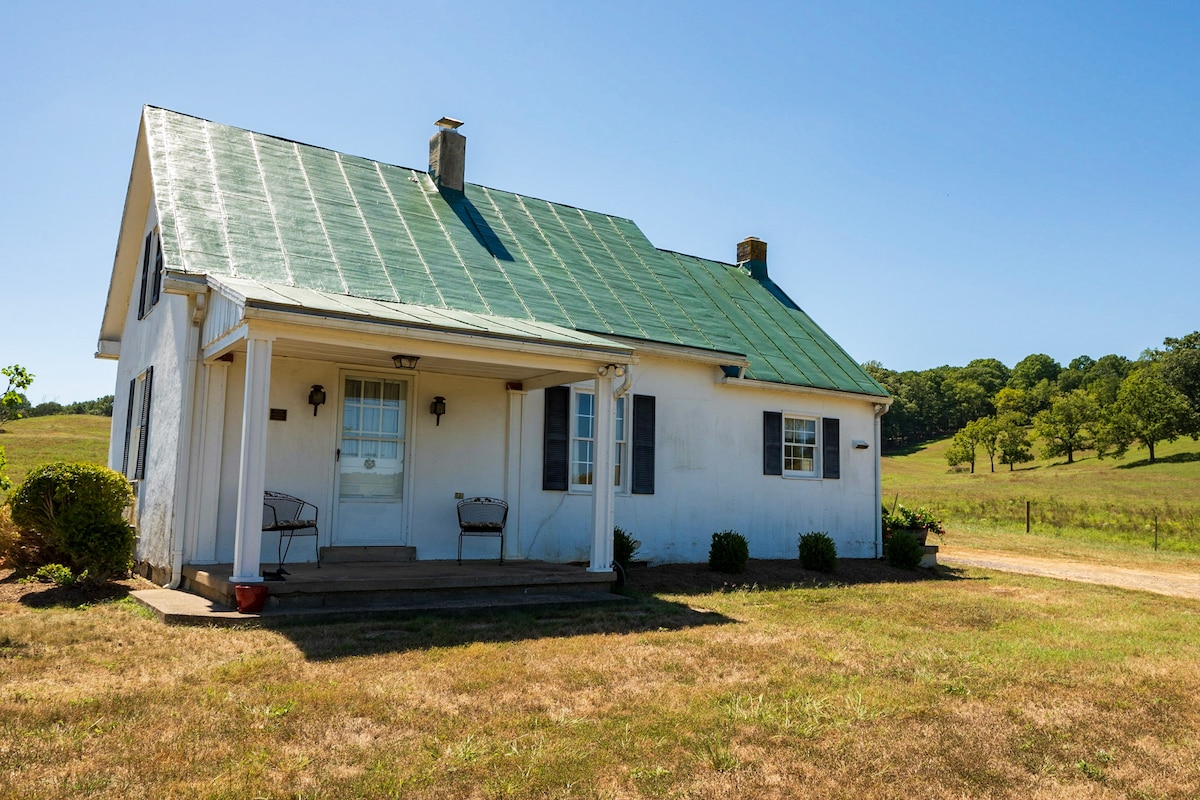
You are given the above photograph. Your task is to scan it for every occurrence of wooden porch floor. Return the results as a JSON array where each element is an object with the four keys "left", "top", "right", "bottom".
[{"left": 178, "top": 559, "right": 617, "bottom": 613}]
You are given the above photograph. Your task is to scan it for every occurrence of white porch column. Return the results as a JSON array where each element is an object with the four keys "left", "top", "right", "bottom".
[
  {"left": 588, "top": 372, "right": 615, "bottom": 572},
  {"left": 189, "top": 359, "right": 229, "bottom": 564},
  {"left": 231, "top": 336, "right": 273, "bottom": 583},
  {"left": 504, "top": 386, "right": 525, "bottom": 560}
]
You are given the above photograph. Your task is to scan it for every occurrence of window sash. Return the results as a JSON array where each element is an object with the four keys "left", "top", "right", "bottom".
[
  {"left": 569, "top": 391, "right": 626, "bottom": 489},
  {"left": 783, "top": 415, "right": 817, "bottom": 476}
]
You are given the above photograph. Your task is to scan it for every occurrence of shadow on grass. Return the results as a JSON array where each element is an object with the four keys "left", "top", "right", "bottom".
[
  {"left": 264, "top": 560, "right": 970, "bottom": 661},
  {"left": 269, "top": 595, "right": 738, "bottom": 662},
  {"left": 1116, "top": 451, "right": 1200, "bottom": 470},
  {"left": 10, "top": 576, "right": 135, "bottom": 609}
]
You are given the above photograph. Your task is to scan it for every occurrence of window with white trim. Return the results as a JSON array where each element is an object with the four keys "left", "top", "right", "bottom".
[
  {"left": 783, "top": 414, "right": 818, "bottom": 477},
  {"left": 569, "top": 390, "right": 627, "bottom": 490}
]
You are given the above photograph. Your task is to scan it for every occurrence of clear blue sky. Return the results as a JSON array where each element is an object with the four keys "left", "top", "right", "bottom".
[{"left": 3, "top": 1, "right": 1198, "bottom": 404}]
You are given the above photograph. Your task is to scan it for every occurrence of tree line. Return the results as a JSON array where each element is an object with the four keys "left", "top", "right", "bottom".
[{"left": 863, "top": 331, "right": 1200, "bottom": 468}]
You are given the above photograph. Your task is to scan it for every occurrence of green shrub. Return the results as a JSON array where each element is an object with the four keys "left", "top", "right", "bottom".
[
  {"left": 32, "top": 563, "right": 82, "bottom": 587},
  {"left": 613, "top": 526, "right": 641, "bottom": 569},
  {"left": 709, "top": 530, "right": 749, "bottom": 574},
  {"left": 0, "top": 501, "right": 71, "bottom": 572},
  {"left": 8, "top": 462, "right": 135, "bottom": 585},
  {"left": 798, "top": 531, "right": 838, "bottom": 573},
  {"left": 885, "top": 529, "right": 924, "bottom": 569}
]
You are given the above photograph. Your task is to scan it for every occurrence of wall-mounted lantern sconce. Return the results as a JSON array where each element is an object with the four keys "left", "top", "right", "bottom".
[
  {"left": 308, "top": 385, "right": 327, "bottom": 416},
  {"left": 392, "top": 354, "right": 420, "bottom": 370},
  {"left": 430, "top": 396, "right": 447, "bottom": 426}
]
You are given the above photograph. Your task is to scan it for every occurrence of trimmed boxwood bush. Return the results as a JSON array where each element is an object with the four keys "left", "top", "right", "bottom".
[
  {"left": 798, "top": 531, "right": 838, "bottom": 573},
  {"left": 613, "top": 526, "right": 641, "bottom": 569},
  {"left": 885, "top": 529, "right": 924, "bottom": 569},
  {"left": 708, "top": 530, "right": 749, "bottom": 574},
  {"left": 8, "top": 462, "right": 135, "bottom": 585}
]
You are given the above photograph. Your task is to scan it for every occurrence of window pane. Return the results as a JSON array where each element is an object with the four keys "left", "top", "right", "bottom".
[
  {"left": 345, "top": 379, "right": 362, "bottom": 400},
  {"left": 363, "top": 381, "right": 382, "bottom": 402},
  {"left": 575, "top": 393, "right": 594, "bottom": 439},
  {"left": 571, "top": 440, "right": 594, "bottom": 485},
  {"left": 382, "top": 408, "right": 399, "bottom": 434},
  {"left": 383, "top": 381, "right": 402, "bottom": 404},
  {"left": 363, "top": 407, "right": 380, "bottom": 433},
  {"left": 343, "top": 406, "right": 360, "bottom": 432}
]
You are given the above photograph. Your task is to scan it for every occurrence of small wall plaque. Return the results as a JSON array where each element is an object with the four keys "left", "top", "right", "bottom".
[{"left": 269, "top": 408, "right": 287, "bottom": 421}]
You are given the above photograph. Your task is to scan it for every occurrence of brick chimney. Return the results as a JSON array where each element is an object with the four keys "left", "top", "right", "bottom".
[
  {"left": 429, "top": 117, "right": 465, "bottom": 192},
  {"left": 737, "top": 236, "right": 768, "bottom": 281}
]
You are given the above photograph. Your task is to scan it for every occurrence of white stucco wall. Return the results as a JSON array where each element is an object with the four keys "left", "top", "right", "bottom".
[
  {"left": 108, "top": 198, "right": 191, "bottom": 572},
  {"left": 516, "top": 354, "right": 882, "bottom": 563}
]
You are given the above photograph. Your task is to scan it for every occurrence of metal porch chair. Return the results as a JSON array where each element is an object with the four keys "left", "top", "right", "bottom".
[
  {"left": 263, "top": 490, "right": 320, "bottom": 572},
  {"left": 457, "top": 497, "right": 508, "bottom": 565}
]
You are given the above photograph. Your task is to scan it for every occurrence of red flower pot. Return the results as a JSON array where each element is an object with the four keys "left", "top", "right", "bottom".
[{"left": 235, "top": 584, "right": 269, "bottom": 613}]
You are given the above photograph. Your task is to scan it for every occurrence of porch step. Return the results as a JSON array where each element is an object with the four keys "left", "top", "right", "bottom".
[
  {"left": 320, "top": 546, "right": 417, "bottom": 564},
  {"left": 179, "top": 560, "right": 616, "bottom": 614}
]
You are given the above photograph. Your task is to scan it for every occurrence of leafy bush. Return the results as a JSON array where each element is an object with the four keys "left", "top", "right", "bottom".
[
  {"left": 885, "top": 529, "right": 924, "bottom": 569},
  {"left": 613, "top": 526, "right": 641, "bottom": 569},
  {"left": 798, "top": 531, "right": 838, "bottom": 573},
  {"left": 0, "top": 503, "right": 70, "bottom": 572},
  {"left": 32, "top": 563, "right": 82, "bottom": 587},
  {"left": 709, "top": 530, "right": 749, "bottom": 574},
  {"left": 8, "top": 462, "right": 135, "bottom": 585}
]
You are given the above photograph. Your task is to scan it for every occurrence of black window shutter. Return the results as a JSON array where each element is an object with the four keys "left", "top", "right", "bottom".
[
  {"left": 542, "top": 386, "right": 569, "bottom": 491},
  {"left": 150, "top": 235, "right": 164, "bottom": 307},
  {"left": 134, "top": 367, "right": 153, "bottom": 480},
  {"left": 822, "top": 417, "right": 841, "bottom": 479},
  {"left": 137, "top": 232, "right": 153, "bottom": 319},
  {"left": 121, "top": 378, "right": 136, "bottom": 475},
  {"left": 763, "top": 411, "right": 783, "bottom": 476},
  {"left": 631, "top": 394, "right": 655, "bottom": 495}
]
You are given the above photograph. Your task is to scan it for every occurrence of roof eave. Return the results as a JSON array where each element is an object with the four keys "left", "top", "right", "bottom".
[{"left": 95, "top": 107, "right": 154, "bottom": 358}]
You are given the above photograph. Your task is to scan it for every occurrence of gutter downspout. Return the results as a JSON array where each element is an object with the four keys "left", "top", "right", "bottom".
[
  {"left": 164, "top": 292, "right": 205, "bottom": 588},
  {"left": 873, "top": 402, "right": 888, "bottom": 559},
  {"left": 612, "top": 364, "right": 633, "bottom": 399}
]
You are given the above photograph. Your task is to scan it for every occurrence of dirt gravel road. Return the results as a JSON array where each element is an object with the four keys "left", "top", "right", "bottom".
[{"left": 940, "top": 546, "right": 1200, "bottom": 601}]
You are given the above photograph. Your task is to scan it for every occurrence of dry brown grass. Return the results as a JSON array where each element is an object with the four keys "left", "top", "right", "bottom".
[{"left": 2, "top": 562, "right": 1199, "bottom": 799}]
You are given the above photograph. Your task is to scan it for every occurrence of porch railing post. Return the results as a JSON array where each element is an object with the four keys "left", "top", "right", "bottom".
[
  {"left": 588, "top": 372, "right": 615, "bottom": 572},
  {"left": 231, "top": 335, "right": 273, "bottom": 583}
]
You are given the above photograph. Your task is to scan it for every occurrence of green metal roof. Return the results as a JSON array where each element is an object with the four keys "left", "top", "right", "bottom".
[{"left": 143, "top": 106, "right": 886, "bottom": 397}]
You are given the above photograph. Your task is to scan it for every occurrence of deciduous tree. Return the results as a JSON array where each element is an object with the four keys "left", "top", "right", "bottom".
[
  {"left": 996, "top": 413, "right": 1034, "bottom": 471},
  {"left": 1033, "top": 389, "right": 1096, "bottom": 464},
  {"left": 1099, "top": 367, "right": 1197, "bottom": 463}
]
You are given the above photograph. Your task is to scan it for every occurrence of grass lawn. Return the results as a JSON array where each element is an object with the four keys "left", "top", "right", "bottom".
[
  {"left": 0, "top": 415, "right": 111, "bottom": 501},
  {"left": 883, "top": 434, "right": 1200, "bottom": 564},
  {"left": 2, "top": 562, "right": 1198, "bottom": 799}
]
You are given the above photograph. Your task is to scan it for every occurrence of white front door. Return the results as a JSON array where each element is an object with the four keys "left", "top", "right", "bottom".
[{"left": 334, "top": 375, "right": 408, "bottom": 545}]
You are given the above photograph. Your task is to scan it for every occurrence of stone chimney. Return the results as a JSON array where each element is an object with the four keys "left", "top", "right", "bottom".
[
  {"left": 737, "top": 236, "right": 768, "bottom": 281},
  {"left": 429, "top": 117, "right": 466, "bottom": 192}
]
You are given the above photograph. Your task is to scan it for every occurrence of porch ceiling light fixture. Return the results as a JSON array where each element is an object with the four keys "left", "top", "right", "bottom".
[
  {"left": 392, "top": 354, "right": 420, "bottom": 370},
  {"left": 308, "top": 385, "right": 326, "bottom": 416},
  {"left": 430, "top": 396, "right": 447, "bottom": 426}
]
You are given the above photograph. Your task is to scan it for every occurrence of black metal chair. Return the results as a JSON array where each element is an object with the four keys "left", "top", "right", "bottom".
[
  {"left": 457, "top": 497, "right": 508, "bottom": 565},
  {"left": 263, "top": 490, "right": 320, "bottom": 571}
]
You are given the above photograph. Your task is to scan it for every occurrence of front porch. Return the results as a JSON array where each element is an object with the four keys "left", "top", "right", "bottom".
[{"left": 134, "top": 558, "right": 620, "bottom": 624}]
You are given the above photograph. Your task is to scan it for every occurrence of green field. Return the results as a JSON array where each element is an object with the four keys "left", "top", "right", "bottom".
[
  {"left": 0, "top": 415, "right": 111, "bottom": 500},
  {"left": 883, "top": 433, "right": 1200, "bottom": 560}
]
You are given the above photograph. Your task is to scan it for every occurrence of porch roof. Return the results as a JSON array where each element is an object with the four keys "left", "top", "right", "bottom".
[{"left": 202, "top": 274, "right": 636, "bottom": 357}]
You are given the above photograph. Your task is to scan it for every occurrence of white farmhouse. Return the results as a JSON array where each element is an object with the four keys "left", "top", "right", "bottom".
[{"left": 97, "top": 107, "right": 890, "bottom": 594}]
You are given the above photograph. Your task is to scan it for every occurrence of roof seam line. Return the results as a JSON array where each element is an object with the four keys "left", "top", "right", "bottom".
[
  {"left": 293, "top": 141, "right": 349, "bottom": 294},
  {"left": 200, "top": 122, "right": 236, "bottom": 277},
  {"left": 418, "top": 175, "right": 491, "bottom": 314},
  {"left": 375, "top": 165, "right": 445, "bottom": 307},
  {"left": 248, "top": 133, "right": 294, "bottom": 285},
  {"left": 336, "top": 152, "right": 400, "bottom": 303},
  {"left": 514, "top": 195, "right": 609, "bottom": 326},
  {"left": 479, "top": 186, "right": 571, "bottom": 324}
]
